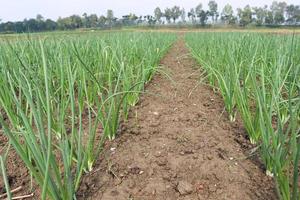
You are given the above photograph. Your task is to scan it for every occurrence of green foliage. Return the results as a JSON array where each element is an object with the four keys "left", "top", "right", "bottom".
[
  {"left": 154, "top": 7, "right": 163, "bottom": 23},
  {"left": 164, "top": 8, "right": 173, "bottom": 23},
  {"left": 171, "top": 6, "right": 182, "bottom": 23},
  {"left": 186, "top": 32, "right": 300, "bottom": 200},
  {"left": 0, "top": 32, "right": 176, "bottom": 199},
  {"left": 237, "top": 5, "right": 253, "bottom": 26},
  {"left": 221, "top": 4, "right": 235, "bottom": 24},
  {"left": 208, "top": 0, "right": 218, "bottom": 22}
]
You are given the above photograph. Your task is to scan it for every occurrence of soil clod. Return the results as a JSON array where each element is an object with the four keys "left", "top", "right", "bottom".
[{"left": 177, "top": 181, "right": 194, "bottom": 195}]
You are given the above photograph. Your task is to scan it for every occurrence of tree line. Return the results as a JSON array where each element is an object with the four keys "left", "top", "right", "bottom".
[{"left": 0, "top": 1, "right": 299, "bottom": 33}]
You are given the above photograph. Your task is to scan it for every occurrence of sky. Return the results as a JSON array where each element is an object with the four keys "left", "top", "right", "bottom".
[{"left": 0, "top": 0, "right": 299, "bottom": 22}]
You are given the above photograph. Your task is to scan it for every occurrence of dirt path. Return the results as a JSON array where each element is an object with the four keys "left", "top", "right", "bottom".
[{"left": 78, "top": 36, "right": 277, "bottom": 200}]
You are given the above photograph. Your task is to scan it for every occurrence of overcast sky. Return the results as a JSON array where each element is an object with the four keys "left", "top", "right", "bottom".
[{"left": 0, "top": 0, "right": 298, "bottom": 22}]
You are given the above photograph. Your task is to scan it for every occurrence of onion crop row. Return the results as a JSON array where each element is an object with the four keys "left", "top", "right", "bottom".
[
  {"left": 186, "top": 32, "right": 300, "bottom": 200},
  {"left": 0, "top": 32, "right": 176, "bottom": 199}
]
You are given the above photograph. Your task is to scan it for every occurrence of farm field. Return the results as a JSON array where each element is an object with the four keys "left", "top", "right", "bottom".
[
  {"left": 0, "top": 32, "right": 176, "bottom": 199},
  {"left": 0, "top": 30, "right": 299, "bottom": 200},
  {"left": 186, "top": 32, "right": 300, "bottom": 199}
]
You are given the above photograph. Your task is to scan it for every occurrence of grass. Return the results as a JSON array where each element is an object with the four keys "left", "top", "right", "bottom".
[
  {"left": 186, "top": 32, "right": 300, "bottom": 200},
  {"left": 0, "top": 31, "right": 176, "bottom": 199}
]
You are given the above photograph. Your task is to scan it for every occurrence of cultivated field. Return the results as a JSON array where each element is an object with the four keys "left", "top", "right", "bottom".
[
  {"left": 0, "top": 29, "right": 299, "bottom": 200},
  {"left": 186, "top": 32, "right": 300, "bottom": 199},
  {"left": 0, "top": 32, "right": 176, "bottom": 199}
]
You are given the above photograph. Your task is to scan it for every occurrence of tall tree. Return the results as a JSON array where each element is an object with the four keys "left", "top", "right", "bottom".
[
  {"left": 98, "top": 15, "right": 107, "bottom": 27},
  {"left": 265, "top": 10, "right": 274, "bottom": 24},
  {"left": 70, "top": 15, "right": 83, "bottom": 29},
  {"left": 89, "top": 14, "right": 98, "bottom": 27},
  {"left": 188, "top": 8, "right": 196, "bottom": 23},
  {"left": 199, "top": 10, "right": 209, "bottom": 25},
  {"left": 296, "top": 6, "right": 300, "bottom": 22},
  {"left": 36, "top": 14, "right": 45, "bottom": 31},
  {"left": 137, "top": 15, "right": 144, "bottom": 24},
  {"left": 195, "top": 3, "right": 203, "bottom": 19},
  {"left": 82, "top": 13, "right": 88, "bottom": 27},
  {"left": 237, "top": 5, "right": 253, "bottom": 26},
  {"left": 286, "top": 4, "right": 296, "bottom": 23},
  {"left": 271, "top": 1, "right": 287, "bottom": 24},
  {"left": 106, "top": 9, "right": 114, "bottom": 27},
  {"left": 171, "top": 6, "right": 181, "bottom": 23},
  {"left": 56, "top": 15, "right": 82, "bottom": 30},
  {"left": 144, "top": 15, "right": 156, "bottom": 25},
  {"left": 253, "top": 6, "right": 267, "bottom": 26},
  {"left": 208, "top": 0, "right": 218, "bottom": 23},
  {"left": 45, "top": 19, "right": 57, "bottom": 30},
  {"left": 36, "top": 14, "right": 44, "bottom": 22},
  {"left": 181, "top": 8, "right": 186, "bottom": 22},
  {"left": 286, "top": 5, "right": 300, "bottom": 24},
  {"left": 122, "top": 13, "right": 138, "bottom": 26},
  {"left": 195, "top": 3, "right": 208, "bottom": 25},
  {"left": 164, "top": 8, "right": 172, "bottom": 23},
  {"left": 154, "top": 7, "right": 163, "bottom": 24},
  {"left": 221, "top": 4, "right": 235, "bottom": 25}
]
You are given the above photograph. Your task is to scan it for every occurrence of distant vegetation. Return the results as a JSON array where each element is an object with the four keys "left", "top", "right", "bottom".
[{"left": 0, "top": 1, "right": 300, "bottom": 33}]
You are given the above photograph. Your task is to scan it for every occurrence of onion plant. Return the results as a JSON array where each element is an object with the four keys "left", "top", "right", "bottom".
[
  {"left": 186, "top": 32, "right": 300, "bottom": 200},
  {"left": 0, "top": 32, "right": 176, "bottom": 199}
]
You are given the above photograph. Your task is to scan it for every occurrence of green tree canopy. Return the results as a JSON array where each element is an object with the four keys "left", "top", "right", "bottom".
[
  {"left": 208, "top": 0, "right": 218, "bottom": 22},
  {"left": 221, "top": 4, "right": 235, "bottom": 24},
  {"left": 154, "top": 7, "right": 163, "bottom": 23},
  {"left": 171, "top": 6, "right": 181, "bottom": 23}
]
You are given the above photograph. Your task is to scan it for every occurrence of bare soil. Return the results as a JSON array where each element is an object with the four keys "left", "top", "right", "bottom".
[
  {"left": 77, "top": 36, "right": 277, "bottom": 200},
  {"left": 0, "top": 134, "right": 36, "bottom": 199}
]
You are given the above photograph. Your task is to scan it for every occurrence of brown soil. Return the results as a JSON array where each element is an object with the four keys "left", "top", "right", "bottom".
[
  {"left": 0, "top": 134, "right": 37, "bottom": 199},
  {"left": 77, "top": 36, "right": 277, "bottom": 200}
]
